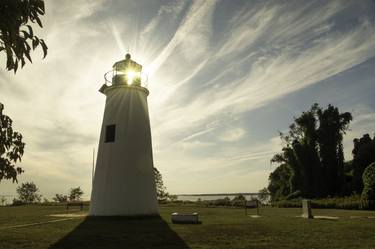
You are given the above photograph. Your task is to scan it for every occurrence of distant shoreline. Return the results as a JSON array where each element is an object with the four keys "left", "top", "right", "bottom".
[{"left": 176, "top": 193, "right": 259, "bottom": 196}]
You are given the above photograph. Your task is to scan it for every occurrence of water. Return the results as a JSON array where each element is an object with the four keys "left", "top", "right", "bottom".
[{"left": 176, "top": 194, "right": 259, "bottom": 202}]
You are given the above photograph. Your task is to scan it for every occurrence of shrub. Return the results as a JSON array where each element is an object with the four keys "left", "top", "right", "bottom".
[
  {"left": 214, "top": 197, "right": 231, "bottom": 206},
  {"left": 362, "top": 162, "right": 375, "bottom": 200},
  {"left": 272, "top": 195, "right": 375, "bottom": 210},
  {"left": 286, "top": 190, "right": 301, "bottom": 200},
  {"left": 12, "top": 198, "right": 25, "bottom": 206},
  {"left": 231, "top": 194, "right": 246, "bottom": 207},
  {"left": 53, "top": 194, "right": 68, "bottom": 203}
]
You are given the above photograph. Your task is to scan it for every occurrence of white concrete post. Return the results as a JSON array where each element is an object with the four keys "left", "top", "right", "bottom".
[{"left": 302, "top": 199, "right": 313, "bottom": 219}]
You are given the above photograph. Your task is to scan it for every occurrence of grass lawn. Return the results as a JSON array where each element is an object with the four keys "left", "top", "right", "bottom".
[{"left": 0, "top": 204, "right": 374, "bottom": 249}]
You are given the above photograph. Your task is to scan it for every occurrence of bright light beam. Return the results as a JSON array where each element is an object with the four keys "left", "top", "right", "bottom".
[{"left": 126, "top": 70, "right": 136, "bottom": 84}]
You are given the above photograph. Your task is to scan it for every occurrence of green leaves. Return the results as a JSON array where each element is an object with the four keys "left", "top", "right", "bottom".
[
  {"left": 0, "top": 103, "right": 25, "bottom": 183},
  {"left": 0, "top": 0, "right": 48, "bottom": 73},
  {"left": 69, "top": 187, "right": 84, "bottom": 202},
  {"left": 16, "top": 182, "right": 41, "bottom": 204},
  {"left": 154, "top": 167, "right": 170, "bottom": 202},
  {"left": 362, "top": 162, "right": 375, "bottom": 200},
  {"left": 269, "top": 104, "right": 353, "bottom": 200}
]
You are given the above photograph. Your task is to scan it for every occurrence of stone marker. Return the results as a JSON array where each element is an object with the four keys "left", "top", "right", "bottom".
[{"left": 302, "top": 199, "right": 313, "bottom": 219}]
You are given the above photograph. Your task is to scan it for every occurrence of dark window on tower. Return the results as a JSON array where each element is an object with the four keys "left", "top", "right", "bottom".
[{"left": 105, "top": 124, "right": 116, "bottom": 143}]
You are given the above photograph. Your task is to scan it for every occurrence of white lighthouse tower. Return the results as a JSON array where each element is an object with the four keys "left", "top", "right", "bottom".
[{"left": 90, "top": 54, "right": 158, "bottom": 216}]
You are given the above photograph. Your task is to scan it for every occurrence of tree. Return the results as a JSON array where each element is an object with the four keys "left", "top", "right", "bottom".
[
  {"left": 269, "top": 103, "right": 352, "bottom": 199},
  {"left": 231, "top": 194, "right": 246, "bottom": 206},
  {"left": 169, "top": 194, "right": 178, "bottom": 202},
  {"left": 362, "top": 162, "right": 375, "bottom": 200},
  {"left": 154, "top": 167, "right": 169, "bottom": 202},
  {"left": 69, "top": 187, "right": 83, "bottom": 202},
  {"left": 258, "top": 187, "right": 270, "bottom": 204},
  {"left": 317, "top": 105, "right": 352, "bottom": 196},
  {"left": 0, "top": 0, "right": 47, "bottom": 72},
  {"left": 352, "top": 134, "right": 375, "bottom": 193},
  {"left": 0, "top": 103, "right": 25, "bottom": 182},
  {"left": 270, "top": 105, "right": 322, "bottom": 198},
  {"left": 53, "top": 193, "right": 68, "bottom": 203},
  {"left": 16, "top": 182, "right": 41, "bottom": 204},
  {"left": 268, "top": 164, "right": 292, "bottom": 201},
  {"left": 0, "top": 196, "right": 6, "bottom": 206}
]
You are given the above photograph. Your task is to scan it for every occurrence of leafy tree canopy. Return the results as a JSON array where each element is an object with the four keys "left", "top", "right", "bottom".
[
  {"left": 154, "top": 167, "right": 170, "bottom": 202},
  {"left": 362, "top": 162, "right": 375, "bottom": 200},
  {"left": 53, "top": 193, "right": 68, "bottom": 203},
  {"left": 269, "top": 103, "right": 352, "bottom": 200},
  {"left": 268, "top": 164, "right": 292, "bottom": 201},
  {"left": 258, "top": 187, "right": 270, "bottom": 203},
  {"left": 69, "top": 187, "right": 83, "bottom": 202},
  {"left": 0, "top": 0, "right": 47, "bottom": 73},
  {"left": 352, "top": 134, "right": 375, "bottom": 193},
  {"left": 0, "top": 103, "right": 25, "bottom": 182},
  {"left": 16, "top": 181, "right": 41, "bottom": 204}
]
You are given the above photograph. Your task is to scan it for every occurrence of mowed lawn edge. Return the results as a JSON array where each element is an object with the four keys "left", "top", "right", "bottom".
[{"left": 0, "top": 205, "right": 374, "bottom": 249}]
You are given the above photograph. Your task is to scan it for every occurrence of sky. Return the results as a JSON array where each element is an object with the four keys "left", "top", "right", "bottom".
[{"left": 1, "top": 0, "right": 375, "bottom": 200}]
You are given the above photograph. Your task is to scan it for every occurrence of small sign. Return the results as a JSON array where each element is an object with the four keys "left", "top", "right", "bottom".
[
  {"left": 245, "top": 200, "right": 259, "bottom": 216},
  {"left": 246, "top": 200, "right": 257, "bottom": 208}
]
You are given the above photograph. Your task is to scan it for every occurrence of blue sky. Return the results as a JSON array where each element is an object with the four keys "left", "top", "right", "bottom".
[{"left": 0, "top": 0, "right": 375, "bottom": 199}]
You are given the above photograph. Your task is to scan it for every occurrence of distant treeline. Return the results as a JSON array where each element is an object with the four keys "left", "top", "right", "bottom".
[
  {"left": 268, "top": 103, "right": 375, "bottom": 204},
  {"left": 171, "top": 194, "right": 254, "bottom": 208},
  {"left": 178, "top": 193, "right": 259, "bottom": 196}
]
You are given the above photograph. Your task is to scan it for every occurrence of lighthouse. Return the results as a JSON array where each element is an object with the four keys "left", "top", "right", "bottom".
[{"left": 90, "top": 54, "right": 158, "bottom": 216}]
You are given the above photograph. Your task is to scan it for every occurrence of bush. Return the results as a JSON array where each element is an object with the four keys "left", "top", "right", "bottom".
[
  {"left": 286, "top": 190, "right": 301, "bottom": 200},
  {"left": 12, "top": 198, "right": 25, "bottom": 206},
  {"left": 53, "top": 194, "right": 68, "bottom": 203},
  {"left": 231, "top": 194, "right": 246, "bottom": 207},
  {"left": 273, "top": 199, "right": 301, "bottom": 208},
  {"left": 362, "top": 162, "right": 375, "bottom": 200},
  {"left": 214, "top": 197, "right": 231, "bottom": 206},
  {"left": 272, "top": 195, "right": 375, "bottom": 210}
]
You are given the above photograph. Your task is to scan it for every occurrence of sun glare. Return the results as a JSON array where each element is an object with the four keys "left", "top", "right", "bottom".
[{"left": 126, "top": 70, "right": 136, "bottom": 84}]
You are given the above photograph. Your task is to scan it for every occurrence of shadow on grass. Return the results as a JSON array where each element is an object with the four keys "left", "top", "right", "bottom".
[{"left": 50, "top": 215, "right": 189, "bottom": 249}]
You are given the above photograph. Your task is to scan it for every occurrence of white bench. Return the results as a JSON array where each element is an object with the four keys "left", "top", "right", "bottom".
[{"left": 171, "top": 212, "right": 200, "bottom": 224}]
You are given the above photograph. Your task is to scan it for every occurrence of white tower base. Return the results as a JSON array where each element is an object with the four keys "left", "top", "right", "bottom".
[{"left": 90, "top": 85, "right": 158, "bottom": 216}]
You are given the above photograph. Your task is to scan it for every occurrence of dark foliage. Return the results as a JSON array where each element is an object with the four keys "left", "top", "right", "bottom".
[
  {"left": 267, "top": 164, "right": 292, "bottom": 201},
  {"left": 231, "top": 194, "right": 246, "bottom": 206},
  {"left": 258, "top": 187, "right": 270, "bottom": 203},
  {"left": 69, "top": 187, "right": 83, "bottom": 202},
  {"left": 352, "top": 134, "right": 375, "bottom": 193},
  {"left": 154, "top": 167, "right": 170, "bottom": 202},
  {"left": 16, "top": 181, "right": 41, "bottom": 204},
  {"left": 362, "top": 162, "right": 375, "bottom": 200},
  {"left": 53, "top": 194, "right": 68, "bottom": 203},
  {"left": 317, "top": 105, "right": 352, "bottom": 196},
  {"left": 0, "top": 0, "right": 47, "bottom": 72},
  {"left": 272, "top": 195, "right": 375, "bottom": 210},
  {"left": 269, "top": 104, "right": 352, "bottom": 200},
  {"left": 0, "top": 103, "right": 25, "bottom": 182}
]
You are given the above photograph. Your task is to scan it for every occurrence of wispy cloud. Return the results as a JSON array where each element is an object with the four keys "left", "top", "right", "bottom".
[
  {"left": 1, "top": 0, "right": 375, "bottom": 197},
  {"left": 150, "top": 1, "right": 375, "bottom": 146},
  {"left": 219, "top": 128, "right": 246, "bottom": 142},
  {"left": 146, "top": 0, "right": 217, "bottom": 76}
]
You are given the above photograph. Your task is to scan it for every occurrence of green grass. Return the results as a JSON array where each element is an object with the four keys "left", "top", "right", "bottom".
[{"left": 0, "top": 205, "right": 375, "bottom": 248}]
